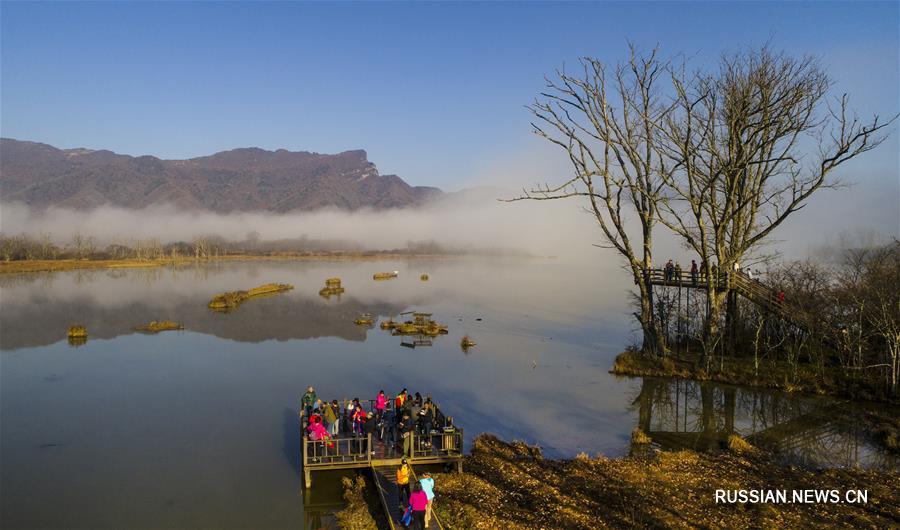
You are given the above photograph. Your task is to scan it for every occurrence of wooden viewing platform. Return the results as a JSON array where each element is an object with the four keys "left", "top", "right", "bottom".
[
  {"left": 643, "top": 267, "right": 819, "bottom": 332},
  {"left": 300, "top": 399, "right": 462, "bottom": 527}
]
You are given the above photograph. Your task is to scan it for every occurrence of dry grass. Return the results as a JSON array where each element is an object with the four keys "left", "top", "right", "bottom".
[
  {"left": 726, "top": 434, "right": 754, "bottom": 454},
  {"left": 0, "top": 253, "right": 461, "bottom": 275},
  {"left": 334, "top": 476, "right": 380, "bottom": 530},
  {"left": 0, "top": 258, "right": 175, "bottom": 274},
  {"left": 429, "top": 434, "right": 899, "bottom": 530},
  {"left": 134, "top": 320, "right": 184, "bottom": 333},
  {"left": 67, "top": 325, "right": 87, "bottom": 338},
  {"left": 207, "top": 283, "right": 293, "bottom": 310},
  {"left": 631, "top": 428, "right": 652, "bottom": 445}
]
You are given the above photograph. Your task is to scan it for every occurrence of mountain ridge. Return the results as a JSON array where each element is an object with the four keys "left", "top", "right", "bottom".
[{"left": 0, "top": 138, "right": 441, "bottom": 212}]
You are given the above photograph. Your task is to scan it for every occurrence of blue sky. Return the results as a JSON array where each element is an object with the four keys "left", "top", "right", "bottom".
[{"left": 2, "top": 1, "right": 898, "bottom": 196}]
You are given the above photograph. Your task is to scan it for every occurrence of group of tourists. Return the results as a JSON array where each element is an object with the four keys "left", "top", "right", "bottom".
[
  {"left": 660, "top": 259, "right": 786, "bottom": 307},
  {"left": 300, "top": 387, "right": 450, "bottom": 458},
  {"left": 663, "top": 258, "right": 712, "bottom": 286},
  {"left": 300, "top": 386, "right": 444, "bottom": 528}
]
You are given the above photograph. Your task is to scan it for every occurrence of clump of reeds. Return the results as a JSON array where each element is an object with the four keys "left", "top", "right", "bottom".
[
  {"left": 631, "top": 427, "right": 652, "bottom": 445},
  {"left": 208, "top": 283, "right": 293, "bottom": 310},
  {"left": 135, "top": 320, "right": 184, "bottom": 333},
  {"left": 67, "top": 325, "right": 88, "bottom": 339},
  {"left": 726, "top": 434, "right": 753, "bottom": 453}
]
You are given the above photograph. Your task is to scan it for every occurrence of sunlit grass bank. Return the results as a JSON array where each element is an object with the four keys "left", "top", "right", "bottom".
[
  {"left": 0, "top": 252, "right": 462, "bottom": 274},
  {"left": 339, "top": 434, "right": 897, "bottom": 530}
]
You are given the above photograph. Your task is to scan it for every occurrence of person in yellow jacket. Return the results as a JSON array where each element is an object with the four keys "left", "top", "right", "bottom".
[{"left": 396, "top": 458, "right": 411, "bottom": 508}]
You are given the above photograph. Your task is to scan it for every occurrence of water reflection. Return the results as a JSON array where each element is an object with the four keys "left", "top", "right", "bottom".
[{"left": 631, "top": 377, "right": 898, "bottom": 470}]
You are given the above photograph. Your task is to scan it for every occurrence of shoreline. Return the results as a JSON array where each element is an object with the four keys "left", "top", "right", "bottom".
[
  {"left": 0, "top": 252, "right": 480, "bottom": 274},
  {"left": 611, "top": 349, "right": 899, "bottom": 405},
  {"left": 337, "top": 434, "right": 899, "bottom": 529}
]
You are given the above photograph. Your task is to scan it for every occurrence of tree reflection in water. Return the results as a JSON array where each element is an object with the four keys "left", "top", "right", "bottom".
[{"left": 630, "top": 377, "right": 896, "bottom": 470}]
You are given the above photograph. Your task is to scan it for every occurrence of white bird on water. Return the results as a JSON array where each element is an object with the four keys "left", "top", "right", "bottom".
[{"left": 532, "top": 360, "right": 537, "bottom": 370}]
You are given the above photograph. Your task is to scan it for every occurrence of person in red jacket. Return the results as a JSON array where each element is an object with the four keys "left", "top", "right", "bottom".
[{"left": 395, "top": 389, "right": 408, "bottom": 409}]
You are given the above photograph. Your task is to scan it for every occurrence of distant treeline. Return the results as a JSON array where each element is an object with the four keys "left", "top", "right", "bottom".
[{"left": 0, "top": 232, "right": 529, "bottom": 261}]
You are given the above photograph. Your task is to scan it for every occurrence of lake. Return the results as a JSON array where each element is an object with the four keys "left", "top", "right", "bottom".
[{"left": 1, "top": 258, "right": 895, "bottom": 528}]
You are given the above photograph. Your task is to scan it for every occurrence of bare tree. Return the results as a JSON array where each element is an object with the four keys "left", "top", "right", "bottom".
[
  {"left": 511, "top": 46, "right": 671, "bottom": 354},
  {"left": 192, "top": 236, "right": 209, "bottom": 260},
  {"left": 70, "top": 233, "right": 87, "bottom": 260},
  {"left": 868, "top": 244, "right": 900, "bottom": 394},
  {"left": 656, "top": 46, "right": 894, "bottom": 362}
]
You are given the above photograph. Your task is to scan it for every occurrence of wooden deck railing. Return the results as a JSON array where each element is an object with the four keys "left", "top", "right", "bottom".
[
  {"left": 645, "top": 267, "right": 823, "bottom": 333},
  {"left": 302, "top": 428, "right": 464, "bottom": 468},
  {"left": 644, "top": 268, "right": 728, "bottom": 289},
  {"left": 303, "top": 433, "right": 373, "bottom": 467},
  {"left": 410, "top": 429, "right": 464, "bottom": 459}
]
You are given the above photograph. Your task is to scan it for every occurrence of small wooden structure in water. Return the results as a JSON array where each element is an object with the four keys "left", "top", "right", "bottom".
[
  {"left": 354, "top": 313, "right": 374, "bottom": 326},
  {"left": 384, "top": 312, "right": 449, "bottom": 337},
  {"left": 400, "top": 335, "right": 433, "bottom": 348}
]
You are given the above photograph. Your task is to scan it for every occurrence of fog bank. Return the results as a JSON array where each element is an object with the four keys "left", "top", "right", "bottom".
[{"left": 0, "top": 188, "right": 605, "bottom": 259}]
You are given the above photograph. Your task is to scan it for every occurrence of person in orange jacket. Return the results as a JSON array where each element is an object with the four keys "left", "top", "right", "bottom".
[{"left": 396, "top": 458, "right": 411, "bottom": 508}]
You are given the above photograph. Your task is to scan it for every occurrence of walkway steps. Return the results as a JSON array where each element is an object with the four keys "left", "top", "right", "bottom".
[{"left": 373, "top": 465, "right": 403, "bottom": 530}]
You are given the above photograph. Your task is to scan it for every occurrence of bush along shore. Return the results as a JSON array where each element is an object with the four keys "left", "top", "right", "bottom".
[
  {"left": 336, "top": 434, "right": 899, "bottom": 529},
  {"left": 611, "top": 349, "right": 899, "bottom": 404}
]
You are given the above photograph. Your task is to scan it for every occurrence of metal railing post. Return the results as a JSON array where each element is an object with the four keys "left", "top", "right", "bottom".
[
  {"left": 302, "top": 435, "right": 308, "bottom": 467},
  {"left": 367, "top": 433, "right": 372, "bottom": 464}
]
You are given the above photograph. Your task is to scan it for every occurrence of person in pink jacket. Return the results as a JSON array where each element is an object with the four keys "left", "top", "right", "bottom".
[
  {"left": 307, "top": 416, "right": 330, "bottom": 441},
  {"left": 375, "top": 390, "right": 387, "bottom": 423},
  {"left": 408, "top": 482, "right": 429, "bottom": 530}
]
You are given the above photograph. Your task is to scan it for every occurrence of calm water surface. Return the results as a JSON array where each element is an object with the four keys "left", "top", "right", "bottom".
[{"left": 1, "top": 258, "right": 895, "bottom": 528}]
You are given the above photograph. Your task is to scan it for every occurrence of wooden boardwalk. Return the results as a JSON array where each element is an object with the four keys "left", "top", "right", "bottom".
[
  {"left": 372, "top": 465, "right": 402, "bottom": 530},
  {"left": 645, "top": 268, "right": 819, "bottom": 332},
  {"left": 371, "top": 464, "right": 446, "bottom": 530}
]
